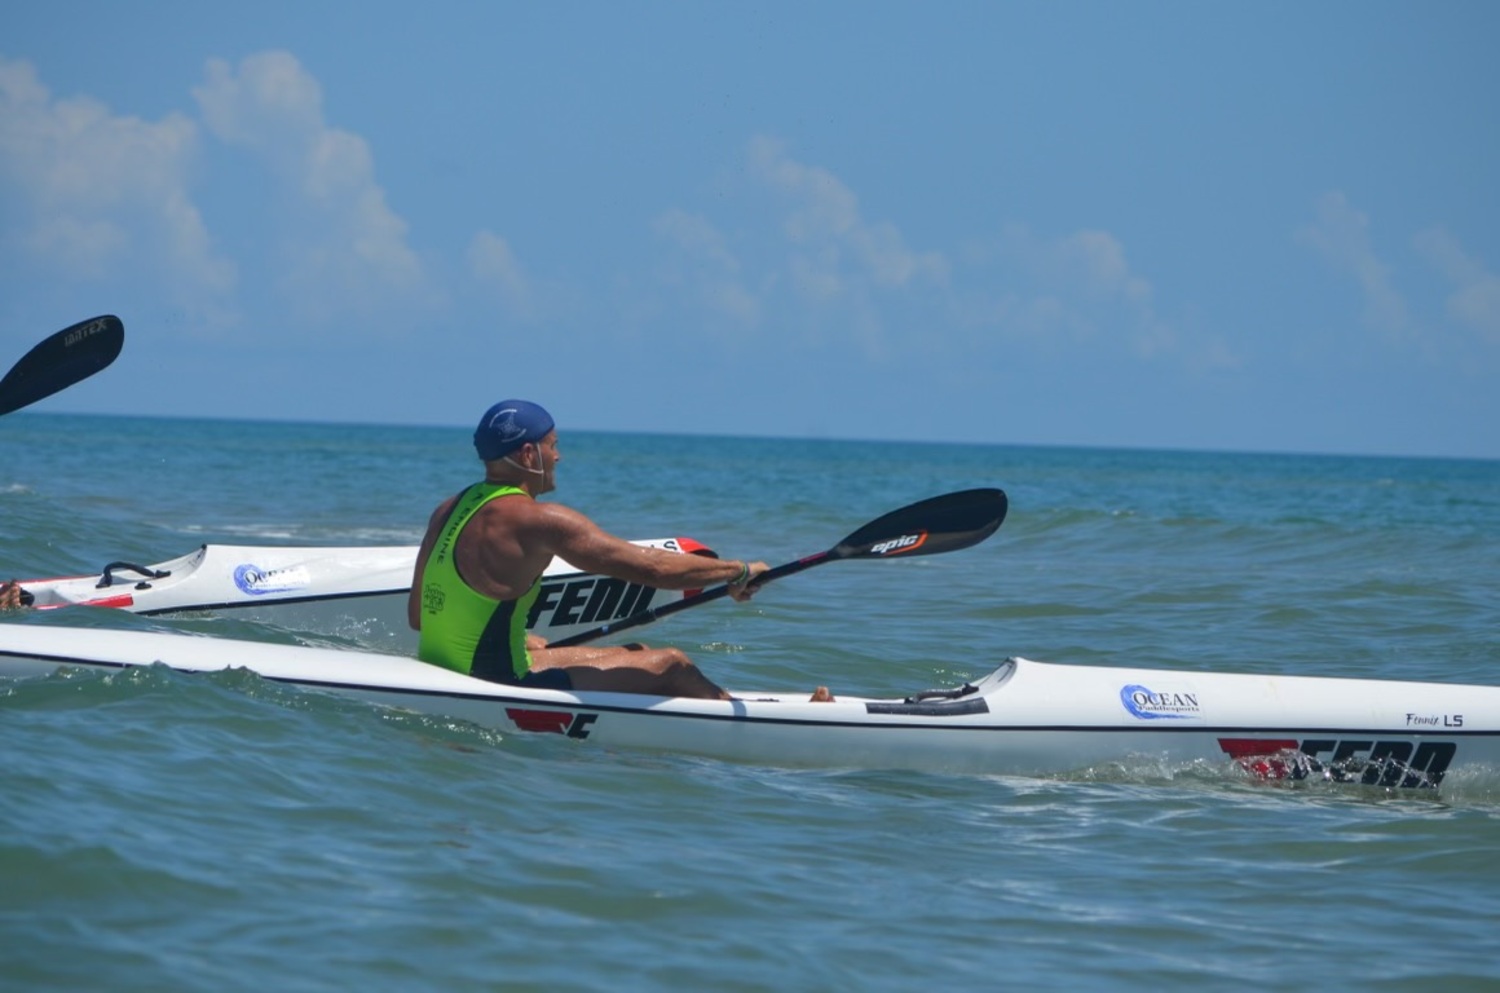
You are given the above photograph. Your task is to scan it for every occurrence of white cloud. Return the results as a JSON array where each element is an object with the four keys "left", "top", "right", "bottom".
[
  {"left": 650, "top": 136, "right": 1201, "bottom": 367},
  {"left": 652, "top": 209, "right": 759, "bottom": 327},
  {"left": 1056, "top": 230, "right": 1153, "bottom": 304},
  {"left": 748, "top": 136, "right": 949, "bottom": 300},
  {"left": 0, "top": 56, "right": 235, "bottom": 307},
  {"left": 468, "top": 229, "right": 533, "bottom": 316},
  {"left": 986, "top": 224, "right": 1182, "bottom": 359},
  {"left": 1297, "top": 192, "right": 1408, "bottom": 335},
  {"left": 192, "top": 51, "right": 429, "bottom": 318},
  {"left": 1415, "top": 228, "right": 1500, "bottom": 343},
  {"left": 655, "top": 209, "right": 739, "bottom": 272}
]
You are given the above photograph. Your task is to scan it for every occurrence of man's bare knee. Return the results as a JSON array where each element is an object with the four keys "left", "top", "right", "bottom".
[{"left": 651, "top": 649, "right": 725, "bottom": 699}]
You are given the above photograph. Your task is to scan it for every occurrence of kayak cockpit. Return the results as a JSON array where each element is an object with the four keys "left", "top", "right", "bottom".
[{"left": 862, "top": 659, "right": 1017, "bottom": 716}]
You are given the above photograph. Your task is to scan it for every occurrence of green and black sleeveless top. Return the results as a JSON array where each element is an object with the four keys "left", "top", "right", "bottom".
[{"left": 416, "top": 483, "right": 540, "bottom": 682}]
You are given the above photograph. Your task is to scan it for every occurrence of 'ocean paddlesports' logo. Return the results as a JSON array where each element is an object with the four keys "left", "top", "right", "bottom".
[
  {"left": 1120, "top": 683, "right": 1202, "bottom": 721},
  {"left": 233, "top": 563, "right": 312, "bottom": 597},
  {"left": 869, "top": 532, "right": 928, "bottom": 556}
]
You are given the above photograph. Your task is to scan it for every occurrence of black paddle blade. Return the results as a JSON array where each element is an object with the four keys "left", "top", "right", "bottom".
[
  {"left": 0, "top": 315, "right": 125, "bottom": 416},
  {"left": 835, "top": 487, "right": 1007, "bottom": 560}
]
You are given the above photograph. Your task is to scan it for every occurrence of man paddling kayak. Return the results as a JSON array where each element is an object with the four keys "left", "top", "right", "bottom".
[{"left": 409, "top": 399, "right": 834, "bottom": 701}]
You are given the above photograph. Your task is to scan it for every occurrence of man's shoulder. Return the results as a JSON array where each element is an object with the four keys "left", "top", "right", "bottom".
[
  {"left": 475, "top": 492, "right": 569, "bottom": 519},
  {"left": 521, "top": 498, "right": 587, "bottom": 523},
  {"left": 513, "top": 499, "right": 610, "bottom": 540}
]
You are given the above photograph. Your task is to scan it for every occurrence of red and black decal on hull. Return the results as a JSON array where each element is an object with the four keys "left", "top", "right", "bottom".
[
  {"left": 505, "top": 709, "right": 598, "bottom": 739},
  {"left": 1220, "top": 737, "right": 1457, "bottom": 788}
]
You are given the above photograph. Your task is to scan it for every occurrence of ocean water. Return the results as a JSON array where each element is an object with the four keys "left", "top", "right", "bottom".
[{"left": 3, "top": 413, "right": 1499, "bottom": 991}]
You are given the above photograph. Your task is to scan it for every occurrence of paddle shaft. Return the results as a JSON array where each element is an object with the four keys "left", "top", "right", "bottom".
[
  {"left": 549, "top": 550, "right": 834, "bottom": 647},
  {"left": 549, "top": 488, "right": 1007, "bottom": 648}
]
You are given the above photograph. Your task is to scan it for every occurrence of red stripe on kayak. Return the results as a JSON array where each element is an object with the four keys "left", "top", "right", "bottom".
[
  {"left": 82, "top": 594, "right": 137, "bottom": 609},
  {"left": 506, "top": 709, "right": 573, "bottom": 734}
]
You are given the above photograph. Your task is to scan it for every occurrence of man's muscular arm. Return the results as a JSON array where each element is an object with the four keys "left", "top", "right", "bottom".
[{"left": 533, "top": 503, "right": 765, "bottom": 592}]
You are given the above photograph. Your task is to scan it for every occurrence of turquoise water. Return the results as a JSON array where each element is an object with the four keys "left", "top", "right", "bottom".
[{"left": 3, "top": 413, "right": 1500, "bottom": 991}]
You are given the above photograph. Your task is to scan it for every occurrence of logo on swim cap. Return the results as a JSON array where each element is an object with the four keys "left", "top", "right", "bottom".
[{"left": 474, "top": 399, "right": 554, "bottom": 461}]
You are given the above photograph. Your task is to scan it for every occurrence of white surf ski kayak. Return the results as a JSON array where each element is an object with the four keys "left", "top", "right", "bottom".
[
  {"left": 15, "top": 537, "right": 715, "bottom": 646},
  {"left": 2, "top": 624, "right": 1496, "bottom": 788}
]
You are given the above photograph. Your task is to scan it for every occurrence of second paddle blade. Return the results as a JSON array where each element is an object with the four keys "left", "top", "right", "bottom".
[{"left": 0, "top": 315, "right": 125, "bottom": 416}]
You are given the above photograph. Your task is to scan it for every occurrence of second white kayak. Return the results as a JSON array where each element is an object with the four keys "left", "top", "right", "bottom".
[{"left": 17, "top": 537, "right": 716, "bottom": 646}]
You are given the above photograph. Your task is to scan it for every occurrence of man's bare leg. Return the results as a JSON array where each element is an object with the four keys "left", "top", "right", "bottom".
[
  {"left": 532, "top": 646, "right": 836, "bottom": 702},
  {"left": 531, "top": 645, "right": 730, "bottom": 699}
]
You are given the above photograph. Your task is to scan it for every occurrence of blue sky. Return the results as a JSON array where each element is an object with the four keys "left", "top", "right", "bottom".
[{"left": 3, "top": 3, "right": 1497, "bottom": 459}]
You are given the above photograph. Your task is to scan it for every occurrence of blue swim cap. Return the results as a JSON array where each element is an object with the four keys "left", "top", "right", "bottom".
[{"left": 474, "top": 400, "right": 555, "bottom": 461}]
